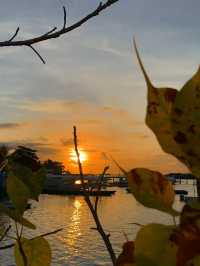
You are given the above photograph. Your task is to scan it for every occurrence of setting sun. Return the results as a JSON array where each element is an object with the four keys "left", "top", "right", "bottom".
[{"left": 69, "top": 149, "right": 88, "bottom": 163}]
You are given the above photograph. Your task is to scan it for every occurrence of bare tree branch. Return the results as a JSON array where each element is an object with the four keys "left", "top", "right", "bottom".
[
  {"left": 0, "top": 0, "right": 120, "bottom": 63},
  {"left": 73, "top": 126, "right": 116, "bottom": 265},
  {"left": 0, "top": 228, "right": 63, "bottom": 250}
]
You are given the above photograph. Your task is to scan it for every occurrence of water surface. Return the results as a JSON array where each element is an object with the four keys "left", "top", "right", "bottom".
[{"left": 0, "top": 183, "right": 194, "bottom": 266}]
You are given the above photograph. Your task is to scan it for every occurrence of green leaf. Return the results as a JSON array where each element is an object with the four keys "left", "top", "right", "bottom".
[
  {"left": 10, "top": 164, "right": 46, "bottom": 201},
  {"left": 6, "top": 173, "right": 30, "bottom": 213},
  {"left": 128, "top": 168, "right": 178, "bottom": 215},
  {"left": 135, "top": 223, "right": 176, "bottom": 266},
  {"left": 30, "top": 168, "right": 46, "bottom": 200},
  {"left": 14, "top": 237, "right": 51, "bottom": 266},
  {"left": 0, "top": 203, "right": 36, "bottom": 229},
  {"left": 171, "top": 67, "right": 200, "bottom": 176},
  {"left": 134, "top": 41, "right": 185, "bottom": 166}
]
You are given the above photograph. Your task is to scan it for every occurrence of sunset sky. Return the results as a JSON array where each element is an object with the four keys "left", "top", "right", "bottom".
[{"left": 0, "top": 0, "right": 199, "bottom": 174}]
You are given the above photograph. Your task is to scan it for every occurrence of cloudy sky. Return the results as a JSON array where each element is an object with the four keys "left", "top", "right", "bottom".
[{"left": 0, "top": 0, "right": 199, "bottom": 174}]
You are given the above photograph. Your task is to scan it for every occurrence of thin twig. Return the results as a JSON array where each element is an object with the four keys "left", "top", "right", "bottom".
[
  {"left": 73, "top": 126, "right": 116, "bottom": 265},
  {"left": 110, "top": 155, "right": 127, "bottom": 175},
  {"left": 27, "top": 45, "right": 46, "bottom": 64},
  {"left": 0, "top": 159, "right": 8, "bottom": 171},
  {"left": 0, "top": 225, "right": 11, "bottom": 242},
  {"left": 0, "top": 228, "right": 63, "bottom": 250},
  {"left": 19, "top": 225, "right": 24, "bottom": 240},
  {"left": 41, "top": 27, "right": 57, "bottom": 37},
  {"left": 14, "top": 222, "right": 28, "bottom": 266},
  {"left": 129, "top": 222, "right": 144, "bottom": 227},
  {"left": 0, "top": 243, "right": 13, "bottom": 250},
  {"left": 63, "top": 6, "right": 67, "bottom": 29},
  {"left": 17, "top": 238, "right": 28, "bottom": 266},
  {"left": 15, "top": 222, "right": 19, "bottom": 239},
  {"left": 38, "top": 228, "right": 63, "bottom": 238},
  {"left": 0, "top": 1, "right": 120, "bottom": 63},
  {"left": 123, "top": 231, "right": 129, "bottom": 242},
  {"left": 95, "top": 166, "right": 109, "bottom": 213},
  {"left": 8, "top": 27, "right": 20, "bottom": 42}
]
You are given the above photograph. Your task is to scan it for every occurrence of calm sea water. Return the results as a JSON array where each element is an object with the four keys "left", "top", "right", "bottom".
[{"left": 0, "top": 182, "right": 196, "bottom": 266}]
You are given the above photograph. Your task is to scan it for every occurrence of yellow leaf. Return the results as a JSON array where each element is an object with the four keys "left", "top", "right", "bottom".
[
  {"left": 135, "top": 224, "right": 177, "bottom": 266},
  {"left": 6, "top": 173, "right": 30, "bottom": 214},
  {"left": 128, "top": 168, "right": 178, "bottom": 215},
  {"left": 134, "top": 40, "right": 185, "bottom": 165},
  {"left": 14, "top": 237, "right": 51, "bottom": 266},
  {"left": 171, "top": 67, "right": 200, "bottom": 176}
]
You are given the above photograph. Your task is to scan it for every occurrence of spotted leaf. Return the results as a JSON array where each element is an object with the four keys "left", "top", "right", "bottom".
[
  {"left": 128, "top": 168, "right": 178, "bottom": 215},
  {"left": 134, "top": 41, "right": 185, "bottom": 166},
  {"left": 171, "top": 67, "right": 200, "bottom": 176}
]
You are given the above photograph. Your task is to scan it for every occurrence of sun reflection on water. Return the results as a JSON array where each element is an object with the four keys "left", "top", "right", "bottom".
[{"left": 65, "top": 199, "right": 82, "bottom": 252}]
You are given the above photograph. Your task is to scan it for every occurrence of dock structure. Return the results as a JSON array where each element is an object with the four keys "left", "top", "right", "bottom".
[
  {"left": 165, "top": 172, "right": 200, "bottom": 202},
  {"left": 104, "top": 175, "right": 128, "bottom": 187},
  {"left": 165, "top": 173, "right": 197, "bottom": 185}
]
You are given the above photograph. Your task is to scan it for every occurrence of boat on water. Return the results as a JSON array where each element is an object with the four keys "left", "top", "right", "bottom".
[{"left": 43, "top": 173, "right": 116, "bottom": 196}]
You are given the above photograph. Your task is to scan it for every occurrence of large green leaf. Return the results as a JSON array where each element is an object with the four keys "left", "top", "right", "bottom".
[
  {"left": 0, "top": 204, "right": 36, "bottom": 229},
  {"left": 14, "top": 237, "right": 51, "bottom": 266},
  {"left": 128, "top": 168, "right": 178, "bottom": 215},
  {"left": 171, "top": 67, "right": 200, "bottom": 176},
  {"left": 135, "top": 223, "right": 176, "bottom": 266},
  {"left": 6, "top": 173, "right": 30, "bottom": 214},
  {"left": 134, "top": 41, "right": 185, "bottom": 166},
  {"left": 10, "top": 163, "right": 46, "bottom": 201}
]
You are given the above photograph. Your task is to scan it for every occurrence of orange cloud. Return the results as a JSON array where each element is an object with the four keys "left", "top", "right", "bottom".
[{"left": 0, "top": 99, "right": 189, "bottom": 174}]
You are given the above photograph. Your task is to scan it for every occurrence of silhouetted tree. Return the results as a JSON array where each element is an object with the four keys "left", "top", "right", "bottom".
[
  {"left": 43, "top": 159, "right": 66, "bottom": 175},
  {"left": 11, "top": 146, "right": 41, "bottom": 172}
]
